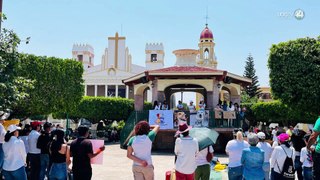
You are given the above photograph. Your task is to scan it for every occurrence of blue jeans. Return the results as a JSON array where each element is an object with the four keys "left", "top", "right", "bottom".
[
  {"left": 39, "top": 154, "right": 49, "bottom": 180},
  {"left": 49, "top": 162, "right": 67, "bottom": 180},
  {"left": 2, "top": 166, "right": 27, "bottom": 180},
  {"left": 0, "top": 143, "right": 4, "bottom": 170},
  {"left": 228, "top": 165, "right": 243, "bottom": 180},
  {"left": 303, "top": 167, "right": 312, "bottom": 180},
  {"left": 262, "top": 162, "right": 270, "bottom": 180}
]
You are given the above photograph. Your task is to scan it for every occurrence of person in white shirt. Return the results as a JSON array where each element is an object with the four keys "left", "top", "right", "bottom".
[
  {"left": 175, "top": 123, "right": 199, "bottom": 179},
  {"left": 28, "top": 122, "right": 41, "bottom": 180},
  {"left": 300, "top": 135, "right": 312, "bottom": 180},
  {"left": 257, "top": 132, "right": 273, "bottom": 180},
  {"left": 161, "top": 100, "right": 169, "bottom": 110},
  {"left": 198, "top": 99, "right": 206, "bottom": 111},
  {"left": 177, "top": 100, "right": 184, "bottom": 111},
  {"left": 153, "top": 101, "right": 160, "bottom": 110},
  {"left": 0, "top": 119, "right": 6, "bottom": 172},
  {"left": 2, "top": 125, "right": 27, "bottom": 180},
  {"left": 127, "top": 122, "right": 160, "bottom": 180},
  {"left": 195, "top": 145, "right": 214, "bottom": 180},
  {"left": 270, "top": 133, "right": 295, "bottom": 179},
  {"left": 225, "top": 130, "right": 250, "bottom": 180},
  {"left": 271, "top": 127, "right": 278, "bottom": 142},
  {"left": 188, "top": 101, "right": 196, "bottom": 112}
]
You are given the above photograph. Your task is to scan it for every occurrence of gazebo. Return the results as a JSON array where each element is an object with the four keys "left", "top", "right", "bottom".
[{"left": 123, "top": 66, "right": 251, "bottom": 110}]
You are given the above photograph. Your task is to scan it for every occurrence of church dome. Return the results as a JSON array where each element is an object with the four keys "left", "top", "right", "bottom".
[{"left": 200, "top": 25, "right": 213, "bottom": 39}]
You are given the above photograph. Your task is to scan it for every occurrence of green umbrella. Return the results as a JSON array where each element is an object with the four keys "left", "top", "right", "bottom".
[{"left": 189, "top": 127, "right": 219, "bottom": 150}]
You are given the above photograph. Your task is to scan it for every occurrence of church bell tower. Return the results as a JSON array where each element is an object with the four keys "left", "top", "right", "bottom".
[
  {"left": 197, "top": 24, "right": 217, "bottom": 69},
  {"left": 145, "top": 43, "right": 165, "bottom": 70}
]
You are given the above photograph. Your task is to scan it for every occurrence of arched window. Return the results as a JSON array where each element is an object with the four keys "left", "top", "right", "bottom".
[{"left": 204, "top": 48, "right": 209, "bottom": 59}]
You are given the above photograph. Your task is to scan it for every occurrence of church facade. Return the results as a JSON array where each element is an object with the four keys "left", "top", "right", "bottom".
[
  {"left": 72, "top": 32, "right": 164, "bottom": 98},
  {"left": 74, "top": 24, "right": 251, "bottom": 109}
]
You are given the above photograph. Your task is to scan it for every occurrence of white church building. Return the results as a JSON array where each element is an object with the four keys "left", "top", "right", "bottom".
[
  {"left": 73, "top": 24, "right": 250, "bottom": 107},
  {"left": 72, "top": 32, "right": 164, "bottom": 99}
]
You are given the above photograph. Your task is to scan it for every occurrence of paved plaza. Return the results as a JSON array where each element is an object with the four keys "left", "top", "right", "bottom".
[{"left": 92, "top": 143, "right": 228, "bottom": 180}]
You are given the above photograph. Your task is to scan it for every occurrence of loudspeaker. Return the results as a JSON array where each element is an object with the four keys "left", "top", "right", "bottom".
[
  {"left": 140, "top": 77, "right": 148, "bottom": 84},
  {"left": 223, "top": 77, "right": 232, "bottom": 84}
]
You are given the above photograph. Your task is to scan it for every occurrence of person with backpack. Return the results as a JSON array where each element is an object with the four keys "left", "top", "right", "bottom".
[{"left": 270, "top": 133, "right": 296, "bottom": 180}]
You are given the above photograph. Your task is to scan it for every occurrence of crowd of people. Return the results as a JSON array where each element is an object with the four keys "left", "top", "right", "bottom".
[
  {"left": 127, "top": 121, "right": 215, "bottom": 180},
  {"left": 226, "top": 126, "right": 315, "bottom": 180},
  {"left": 0, "top": 119, "right": 104, "bottom": 180}
]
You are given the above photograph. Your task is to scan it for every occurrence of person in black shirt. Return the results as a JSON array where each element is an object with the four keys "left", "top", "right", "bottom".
[
  {"left": 37, "top": 122, "right": 51, "bottom": 180},
  {"left": 70, "top": 126, "right": 105, "bottom": 180}
]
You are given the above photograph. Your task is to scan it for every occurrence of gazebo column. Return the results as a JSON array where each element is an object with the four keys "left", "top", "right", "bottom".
[
  {"left": 206, "top": 91, "right": 214, "bottom": 110},
  {"left": 157, "top": 91, "right": 165, "bottom": 104},
  {"left": 151, "top": 79, "right": 158, "bottom": 103},
  {"left": 134, "top": 94, "right": 144, "bottom": 111},
  {"left": 212, "top": 83, "right": 220, "bottom": 107}
]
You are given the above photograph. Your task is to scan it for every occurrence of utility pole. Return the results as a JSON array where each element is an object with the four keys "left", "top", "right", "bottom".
[{"left": 0, "top": 0, "right": 3, "bottom": 32}]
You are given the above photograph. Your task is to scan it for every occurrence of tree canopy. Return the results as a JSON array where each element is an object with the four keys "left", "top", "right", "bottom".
[
  {"left": 0, "top": 29, "right": 33, "bottom": 114},
  {"left": 12, "top": 54, "right": 84, "bottom": 117},
  {"left": 268, "top": 37, "right": 320, "bottom": 115},
  {"left": 243, "top": 54, "right": 261, "bottom": 98}
]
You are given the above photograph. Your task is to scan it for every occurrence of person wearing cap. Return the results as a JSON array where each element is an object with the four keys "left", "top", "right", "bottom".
[
  {"left": 127, "top": 121, "right": 160, "bottom": 180},
  {"left": 28, "top": 122, "right": 42, "bottom": 180},
  {"left": 270, "top": 133, "right": 295, "bottom": 179},
  {"left": 37, "top": 122, "right": 51, "bottom": 180},
  {"left": 70, "top": 125, "right": 105, "bottom": 180},
  {"left": 0, "top": 119, "right": 6, "bottom": 175},
  {"left": 225, "top": 130, "right": 249, "bottom": 180},
  {"left": 2, "top": 124, "right": 27, "bottom": 180},
  {"left": 188, "top": 100, "right": 196, "bottom": 112},
  {"left": 257, "top": 132, "right": 273, "bottom": 180},
  {"left": 241, "top": 133, "right": 264, "bottom": 180},
  {"left": 174, "top": 123, "right": 199, "bottom": 180}
]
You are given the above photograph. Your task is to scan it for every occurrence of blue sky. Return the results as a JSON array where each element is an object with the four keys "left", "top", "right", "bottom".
[{"left": 3, "top": 0, "right": 320, "bottom": 86}]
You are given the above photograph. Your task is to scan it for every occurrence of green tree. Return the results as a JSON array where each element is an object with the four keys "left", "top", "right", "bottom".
[
  {"left": 14, "top": 54, "right": 84, "bottom": 117},
  {"left": 268, "top": 37, "right": 320, "bottom": 114},
  {"left": 243, "top": 54, "right": 261, "bottom": 98},
  {"left": 0, "top": 28, "right": 33, "bottom": 115}
]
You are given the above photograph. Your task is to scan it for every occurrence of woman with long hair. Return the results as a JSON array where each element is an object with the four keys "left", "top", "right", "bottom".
[
  {"left": 2, "top": 125, "right": 27, "bottom": 180},
  {"left": 49, "top": 129, "right": 71, "bottom": 180}
]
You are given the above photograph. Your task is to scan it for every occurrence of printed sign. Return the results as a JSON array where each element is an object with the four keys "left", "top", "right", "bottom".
[
  {"left": 223, "top": 111, "right": 236, "bottom": 119},
  {"left": 90, "top": 139, "right": 104, "bottom": 164},
  {"left": 149, "top": 110, "right": 174, "bottom": 129},
  {"left": 190, "top": 110, "right": 210, "bottom": 127}
]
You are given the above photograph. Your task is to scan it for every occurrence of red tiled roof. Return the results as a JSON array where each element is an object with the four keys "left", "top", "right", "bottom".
[{"left": 148, "top": 66, "right": 224, "bottom": 73}]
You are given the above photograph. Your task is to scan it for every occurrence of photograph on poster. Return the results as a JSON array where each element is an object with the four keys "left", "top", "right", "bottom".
[
  {"left": 173, "top": 111, "right": 190, "bottom": 128},
  {"left": 190, "top": 110, "right": 209, "bottom": 127},
  {"left": 149, "top": 110, "right": 174, "bottom": 129}
]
